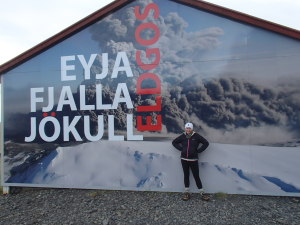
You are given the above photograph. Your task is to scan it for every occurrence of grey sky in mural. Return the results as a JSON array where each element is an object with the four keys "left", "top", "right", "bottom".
[
  {"left": 3, "top": 0, "right": 300, "bottom": 146},
  {"left": 85, "top": 0, "right": 300, "bottom": 145}
]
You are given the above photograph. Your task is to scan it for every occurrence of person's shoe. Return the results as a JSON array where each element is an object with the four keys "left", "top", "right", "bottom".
[
  {"left": 201, "top": 194, "right": 211, "bottom": 201},
  {"left": 199, "top": 188, "right": 210, "bottom": 201},
  {"left": 182, "top": 192, "right": 191, "bottom": 201},
  {"left": 199, "top": 188, "right": 205, "bottom": 196}
]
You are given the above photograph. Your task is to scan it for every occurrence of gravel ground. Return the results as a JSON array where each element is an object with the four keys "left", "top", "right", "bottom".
[{"left": 0, "top": 188, "right": 300, "bottom": 225}]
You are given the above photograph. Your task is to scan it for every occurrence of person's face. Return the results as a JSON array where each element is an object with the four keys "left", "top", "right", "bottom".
[{"left": 185, "top": 127, "right": 193, "bottom": 134}]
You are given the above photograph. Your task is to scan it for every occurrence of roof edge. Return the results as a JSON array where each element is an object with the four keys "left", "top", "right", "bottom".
[
  {"left": 174, "top": 0, "right": 300, "bottom": 39},
  {"left": 0, "top": 0, "right": 133, "bottom": 75}
]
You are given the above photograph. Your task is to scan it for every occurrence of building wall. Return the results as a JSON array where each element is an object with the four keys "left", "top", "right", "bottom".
[{"left": 2, "top": 0, "right": 300, "bottom": 196}]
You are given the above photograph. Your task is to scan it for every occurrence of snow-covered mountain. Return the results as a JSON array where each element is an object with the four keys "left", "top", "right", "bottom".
[{"left": 5, "top": 141, "right": 300, "bottom": 196}]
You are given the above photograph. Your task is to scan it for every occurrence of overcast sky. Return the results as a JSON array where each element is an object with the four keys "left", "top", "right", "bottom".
[{"left": 0, "top": 0, "right": 299, "bottom": 66}]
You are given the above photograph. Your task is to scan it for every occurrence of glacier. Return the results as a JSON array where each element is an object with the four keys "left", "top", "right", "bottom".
[{"left": 5, "top": 141, "right": 300, "bottom": 196}]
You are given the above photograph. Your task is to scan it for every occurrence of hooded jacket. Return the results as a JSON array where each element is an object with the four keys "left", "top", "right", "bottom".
[{"left": 172, "top": 132, "right": 209, "bottom": 160}]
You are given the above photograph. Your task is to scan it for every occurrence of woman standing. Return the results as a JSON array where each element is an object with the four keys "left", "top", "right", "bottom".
[{"left": 172, "top": 122, "right": 209, "bottom": 201}]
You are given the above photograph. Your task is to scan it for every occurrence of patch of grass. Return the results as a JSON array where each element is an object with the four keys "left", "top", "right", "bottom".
[
  {"left": 0, "top": 186, "right": 3, "bottom": 195},
  {"left": 88, "top": 191, "right": 99, "bottom": 197},
  {"left": 87, "top": 190, "right": 107, "bottom": 197},
  {"left": 214, "top": 192, "right": 228, "bottom": 199}
]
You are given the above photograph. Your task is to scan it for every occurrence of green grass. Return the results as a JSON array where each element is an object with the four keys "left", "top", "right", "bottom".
[
  {"left": 87, "top": 190, "right": 110, "bottom": 197},
  {"left": 87, "top": 191, "right": 100, "bottom": 197},
  {"left": 214, "top": 192, "right": 228, "bottom": 199}
]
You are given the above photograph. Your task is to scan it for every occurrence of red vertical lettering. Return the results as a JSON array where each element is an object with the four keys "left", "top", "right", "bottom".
[
  {"left": 135, "top": 23, "right": 160, "bottom": 46},
  {"left": 136, "top": 48, "right": 160, "bottom": 70},
  {"left": 136, "top": 73, "right": 161, "bottom": 95},
  {"left": 137, "top": 115, "right": 162, "bottom": 131},
  {"left": 135, "top": 2, "right": 162, "bottom": 132},
  {"left": 135, "top": 3, "right": 160, "bottom": 20}
]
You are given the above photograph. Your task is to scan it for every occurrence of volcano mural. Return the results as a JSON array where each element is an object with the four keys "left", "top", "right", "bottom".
[{"left": 1, "top": 0, "right": 300, "bottom": 196}]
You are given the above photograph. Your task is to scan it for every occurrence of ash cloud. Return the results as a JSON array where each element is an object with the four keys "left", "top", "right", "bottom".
[
  {"left": 85, "top": 0, "right": 300, "bottom": 145},
  {"left": 163, "top": 76, "right": 300, "bottom": 144},
  {"left": 89, "top": 0, "right": 224, "bottom": 81},
  {"left": 5, "top": 1, "right": 300, "bottom": 147}
]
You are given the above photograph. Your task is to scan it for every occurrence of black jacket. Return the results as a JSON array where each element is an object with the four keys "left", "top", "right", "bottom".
[{"left": 172, "top": 132, "right": 209, "bottom": 160}]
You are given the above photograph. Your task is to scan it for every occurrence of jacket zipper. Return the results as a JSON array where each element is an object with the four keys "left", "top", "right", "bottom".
[{"left": 187, "top": 139, "right": 190, "bottom": 158}]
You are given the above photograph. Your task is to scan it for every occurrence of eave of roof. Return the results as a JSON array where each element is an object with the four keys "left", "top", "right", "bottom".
[
  {"left": 175, "top": 0, "right": 300, "bottom": 39},
  {"left": 1, "top": 0, "right": 300, "bottom": 75}
]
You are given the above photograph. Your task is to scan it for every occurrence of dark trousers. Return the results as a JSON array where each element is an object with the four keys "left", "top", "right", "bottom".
[{"left": 181, "top": 159, "right": 203, "bottom": 189}]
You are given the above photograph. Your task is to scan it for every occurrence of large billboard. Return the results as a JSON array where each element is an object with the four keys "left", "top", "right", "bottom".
[{"left": 2, "top": 0, "right": 300, "bottom": 196}]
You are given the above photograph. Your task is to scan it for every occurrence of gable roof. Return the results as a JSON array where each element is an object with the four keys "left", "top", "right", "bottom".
[
  {"left": 1, "top": 0, "right": 300, "bottom": 75},
  {"left": 176, "top": 0, "right": 300, "bottom": 39}
]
